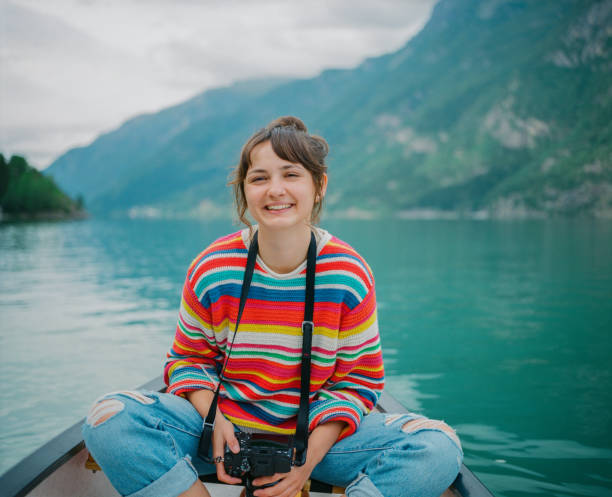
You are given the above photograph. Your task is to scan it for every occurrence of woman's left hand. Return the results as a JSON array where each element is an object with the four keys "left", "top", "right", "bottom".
[
  {"left": 252, "top": 420, "right": 346, "bottom": 497},
  {"left": 251, "top": 463, "right": 313, "bottom": 497}
]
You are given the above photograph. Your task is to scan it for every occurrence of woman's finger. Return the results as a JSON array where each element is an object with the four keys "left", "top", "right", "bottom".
[
  {"left": 224, "top": 428, "right": 240, "bottom": 454},
  {"left": 216, "top": 461, "right": 242, "bottom": 485},
  {"left": 251, "top": 472, "right": 287, "bottom": 487},
  {"left": 253, "top": 476, "right": 294, "bottom": 497}
]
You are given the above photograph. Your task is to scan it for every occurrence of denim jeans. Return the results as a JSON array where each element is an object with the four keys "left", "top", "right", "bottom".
[{"left": 83, "top": 390, "right": 463, "bottom": 497}]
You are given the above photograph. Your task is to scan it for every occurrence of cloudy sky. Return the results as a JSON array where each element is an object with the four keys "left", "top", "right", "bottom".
[{"left": 1, "top": 0, "right": 437, "bottom": 169}]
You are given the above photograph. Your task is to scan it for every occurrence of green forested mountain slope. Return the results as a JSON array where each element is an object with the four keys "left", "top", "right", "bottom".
[
  {"left": 46, "top": 0, "right": 612, "bottom": 218},
  {"left": 0, "top": 154, "right": 84, "bottom": 219}
]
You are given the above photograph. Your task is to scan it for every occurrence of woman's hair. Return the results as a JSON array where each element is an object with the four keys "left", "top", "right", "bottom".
[{"left": 229, "top": 116, "right": 329, "bottom": 227}]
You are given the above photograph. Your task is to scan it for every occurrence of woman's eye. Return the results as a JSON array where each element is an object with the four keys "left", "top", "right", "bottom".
[{"left": 250, "top": 176, "right": 265, "bottom": 183}]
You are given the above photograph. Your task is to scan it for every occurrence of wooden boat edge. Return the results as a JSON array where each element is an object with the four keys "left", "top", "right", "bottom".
[{"left": 0, "top": 376, "right": 494, "bottom": 497}]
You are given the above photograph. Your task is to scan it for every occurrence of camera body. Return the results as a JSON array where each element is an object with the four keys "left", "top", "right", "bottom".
[{"left": 224, "top": 432, "right": 293, "bottom": 478}]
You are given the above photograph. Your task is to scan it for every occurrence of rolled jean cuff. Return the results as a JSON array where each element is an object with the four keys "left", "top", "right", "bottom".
[
  {"left": 345, "top": 472, "right": 384, "bottom": 497},
  {"left": 127, "top": 457, "right": 198, "bottom": 497}
]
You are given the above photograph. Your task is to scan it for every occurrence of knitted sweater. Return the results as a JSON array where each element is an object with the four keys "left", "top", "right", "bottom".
[{"left": 164, "top": 227, "right": 384, "bottom": 440}]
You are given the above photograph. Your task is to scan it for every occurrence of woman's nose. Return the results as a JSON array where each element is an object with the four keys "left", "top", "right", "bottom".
[{"left": 267, "top": 176, "right": 286, "bottom": 196}]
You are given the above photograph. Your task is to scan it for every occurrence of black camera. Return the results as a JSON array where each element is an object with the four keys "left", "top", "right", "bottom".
[{"left": 224, "top": 432, "right": 293, "bottom": 478}]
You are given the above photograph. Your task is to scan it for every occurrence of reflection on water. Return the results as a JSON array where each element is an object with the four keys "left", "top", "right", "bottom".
[
  {"left": 461, "top": 423, "right": 612, "bottom": 460},
  {"left": 1, "top": 218, "right": 612, "bottom": 497},
  {"left": 384, "top": 373, "right": 441, "bottom": 412},
  {"left": 459, "top": 423, "right": 612, "bottom": 497}
]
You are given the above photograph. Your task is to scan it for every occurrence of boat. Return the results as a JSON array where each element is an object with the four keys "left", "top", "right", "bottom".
[{"left": 0, "top": 376, "right": 494, "bottom": 497}]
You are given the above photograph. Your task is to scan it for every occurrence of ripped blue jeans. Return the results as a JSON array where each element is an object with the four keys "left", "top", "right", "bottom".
[{"left": 82, "top": 390, "right": 463, "bottom": 497}]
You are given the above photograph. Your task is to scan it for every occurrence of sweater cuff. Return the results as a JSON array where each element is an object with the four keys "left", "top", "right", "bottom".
[
  {"left": 167, "top": 367, "right": 218, "bottom": 397},
  {"left": 308, "top": 398, "right": 363, "bottom": 441}
]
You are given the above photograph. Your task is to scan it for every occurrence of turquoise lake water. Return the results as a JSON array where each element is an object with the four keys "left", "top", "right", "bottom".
[{"left": 1, "top": 218, "right": 611, "bottom": 496}]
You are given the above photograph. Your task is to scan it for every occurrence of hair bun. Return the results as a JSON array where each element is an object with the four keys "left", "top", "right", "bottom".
[{"left": 266, "top": 116, "right": 308, "bottom": 133}]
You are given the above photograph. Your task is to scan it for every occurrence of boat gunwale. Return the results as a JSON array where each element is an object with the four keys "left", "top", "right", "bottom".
[{"left": 0, "top": 376, "right": 494, "bottom": 497}]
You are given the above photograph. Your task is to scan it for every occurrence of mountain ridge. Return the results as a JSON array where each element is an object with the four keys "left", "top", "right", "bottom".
[{"left": 46, "top": 0, "right": 612, "bottom": 219}]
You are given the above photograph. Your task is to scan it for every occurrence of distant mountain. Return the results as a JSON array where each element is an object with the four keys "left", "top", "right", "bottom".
[{"left": 46, "top": 0, "right": 612, "bottom": 218}]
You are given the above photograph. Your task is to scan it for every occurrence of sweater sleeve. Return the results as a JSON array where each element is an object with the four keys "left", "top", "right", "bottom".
[
  {"left": 163, "top": 274, "right": 223, "bottom": 397},
  {"left": 308, "top": 285, "right": 384, "bottom": 440}
]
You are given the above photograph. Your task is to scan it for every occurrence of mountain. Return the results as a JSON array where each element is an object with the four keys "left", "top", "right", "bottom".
[{"left": 45, "top": 0, "right": 612, "bottom": 218}]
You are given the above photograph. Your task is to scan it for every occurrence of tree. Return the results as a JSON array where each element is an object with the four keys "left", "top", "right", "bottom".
[
  {"left": 0, "top": 154, "right": 9, "bottom": 201},
  {"left": 0, "top": 154, "right": 81, "bottom": 216}
]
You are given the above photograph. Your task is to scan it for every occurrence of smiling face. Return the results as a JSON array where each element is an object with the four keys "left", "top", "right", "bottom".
[{"left": 244, "top": 140, "right": 327, "bottom": 234}]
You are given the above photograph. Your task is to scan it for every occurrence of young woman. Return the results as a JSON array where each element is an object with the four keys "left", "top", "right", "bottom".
[{"left": 83, "top": 116, "right": 463, "bottom": 497}]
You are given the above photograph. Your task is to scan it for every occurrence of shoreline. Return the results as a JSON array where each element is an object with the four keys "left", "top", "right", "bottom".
[{"left": 0, "top": 209, "right": 88, "bottom": 223}]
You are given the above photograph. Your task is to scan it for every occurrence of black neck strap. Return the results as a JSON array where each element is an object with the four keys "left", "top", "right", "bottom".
[
  {"left": 198, "top": 230, "right": 317, "bottom": 466},
  {"left": 293, "top": 231, "right": 316, "bottom": 465}
]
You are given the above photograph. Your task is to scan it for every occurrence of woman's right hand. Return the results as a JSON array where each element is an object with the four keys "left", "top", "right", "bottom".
[
  {"left": 185, "top": 389, "right": 243, "bottom": 485},
  {"left": 212, "top": 415, "right": 243, "bottom": 484}
]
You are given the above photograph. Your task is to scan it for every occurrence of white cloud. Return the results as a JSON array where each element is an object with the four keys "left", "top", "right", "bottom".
[{"left": 0, "top": 0, "right": 437, "bottom": 168}]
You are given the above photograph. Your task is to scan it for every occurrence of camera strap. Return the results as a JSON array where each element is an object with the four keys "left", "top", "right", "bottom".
[
  {"left": 198, "top": 229, "right": 316, "bottom": 465},
  {"left": 294, "top": 230, "right": 316, "bottom": 466}
]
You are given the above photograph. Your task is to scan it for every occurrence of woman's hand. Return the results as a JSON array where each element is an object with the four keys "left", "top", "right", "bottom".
[
  {"left": 184, "top": 390, "right": 243, "bottom": 485},
  {"left": 251, "top": 420, "right": 347, "bottom": 497},
  {"left": 251, "top": 463, "right": 313, "bottom": 497},
  {"left": 212, "top": 415, "right": 243, "bottom": 485}
]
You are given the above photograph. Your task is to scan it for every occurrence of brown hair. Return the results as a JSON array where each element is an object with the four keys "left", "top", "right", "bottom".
[{"left": 229, "top": 116, "right": 329, "bottom": 227}]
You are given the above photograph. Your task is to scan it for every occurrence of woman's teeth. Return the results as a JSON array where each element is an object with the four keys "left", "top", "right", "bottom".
[{"left": 267, "top": 204, "right": 292, "bottom": 210}]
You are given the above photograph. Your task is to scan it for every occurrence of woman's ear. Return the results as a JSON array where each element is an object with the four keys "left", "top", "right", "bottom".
[{"left": 319, "top": 173, "right": 328, "bottom": 200}]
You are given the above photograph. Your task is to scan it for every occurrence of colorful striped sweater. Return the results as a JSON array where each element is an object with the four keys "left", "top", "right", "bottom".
[{"left": 164, "top": 227, "right": 384, "bottom": 440}]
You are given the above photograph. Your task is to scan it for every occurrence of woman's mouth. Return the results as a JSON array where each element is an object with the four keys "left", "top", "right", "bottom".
[{"left": 265, "top": 203, "right": 293, "bottom": 211}]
